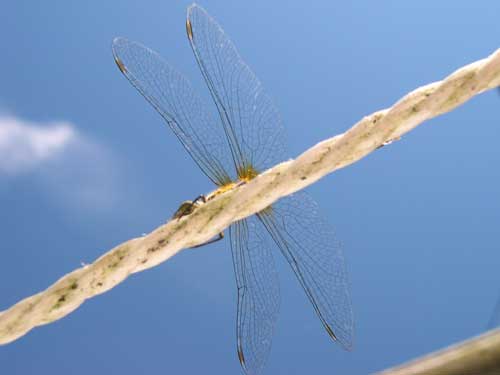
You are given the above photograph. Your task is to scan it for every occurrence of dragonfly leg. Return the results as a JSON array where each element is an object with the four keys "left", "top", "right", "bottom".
[
  {"left": 190, "top": 231, "right": 224, "bottom": 249},
  {"left": 376, "top": 136, "right": 401, "bottom": 149},
  {"left": 171, "top": 194, "right": 224, "bottom": 248},
  {"left": 171, "top": 194, "right": 223, "bottom": 248}
]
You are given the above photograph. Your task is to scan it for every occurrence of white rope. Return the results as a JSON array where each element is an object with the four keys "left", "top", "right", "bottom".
[{"left": 1, "top": 48, "right": 500, "bottom": 345}]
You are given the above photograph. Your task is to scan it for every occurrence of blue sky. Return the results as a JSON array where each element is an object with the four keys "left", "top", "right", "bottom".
[{"left": 1, "top": 1, "right": 499, "bottom": 374}]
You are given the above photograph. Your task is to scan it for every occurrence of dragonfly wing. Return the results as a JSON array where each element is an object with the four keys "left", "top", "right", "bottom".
[
  {"left": 230, "top": 217, "right": 280, "bottom": 375},
  {"left": 112, "top": 37, "right": 232, "bottom": 186},
  {"left": 186, "top": 4, "right": 285, "bottom": 175},
  {"left": 487, "top": 295, "right": 500, "bottom": 329},
  {"left": 258, "top": 192, "right": 354, "bottom": 349}
]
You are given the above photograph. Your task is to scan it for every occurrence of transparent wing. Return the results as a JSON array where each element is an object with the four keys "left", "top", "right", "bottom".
[
  {"left": 112, "top": 37, "right": 232, "bottom": 186},
  {"left": 230, "top": 217, "right": 280, "bottom": 375},
  {"left": 186, "top": 4, "right": 285, "bottom": 177},
  {"left": 487, "top": 294, "right": 500, "bottom": 329},
  {"left": 258, "top": 192, "right": 354, "bottom": 349}
]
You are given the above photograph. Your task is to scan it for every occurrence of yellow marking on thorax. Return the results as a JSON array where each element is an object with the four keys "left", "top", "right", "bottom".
[
  {"left": 206, "top": 165, "right": 259, "bottom": 201},
  {"left": 237, "top": 164, "right": 258, "bottom": 181},
  {"left": 207, "top": 182, "right": 238, "bottom": 201}
]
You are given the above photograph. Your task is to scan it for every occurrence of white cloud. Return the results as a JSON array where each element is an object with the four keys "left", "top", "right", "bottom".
[
  {"left": 0, "top": 114, "right": 123, "bottom": 214},
  {"left": 0, "top": 115, "right": 76, "bottom": 174}
]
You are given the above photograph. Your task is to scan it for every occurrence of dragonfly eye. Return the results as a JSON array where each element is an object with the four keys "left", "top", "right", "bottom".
[{"left": 172, "top": 200, "right": 197, "bottom": 220}]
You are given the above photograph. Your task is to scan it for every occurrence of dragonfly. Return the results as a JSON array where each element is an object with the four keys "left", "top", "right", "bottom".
[{"left": 112, "top": 4, "right": 354, "bottom": 374}]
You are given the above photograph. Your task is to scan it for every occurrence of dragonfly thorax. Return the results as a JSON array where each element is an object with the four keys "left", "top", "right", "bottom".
[
  {"left": 171, "top": 167, "right": 257, "bottom": 222},
  {"left": 237, "top": 164, "right": 259, "bottom": 182}
]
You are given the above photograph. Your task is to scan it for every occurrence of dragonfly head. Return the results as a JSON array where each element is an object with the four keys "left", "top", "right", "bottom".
[{"left": 172, "top": 200, "right": 198, "bottom": 220}]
